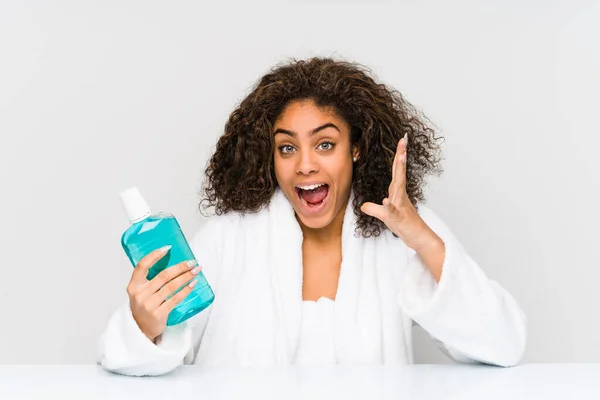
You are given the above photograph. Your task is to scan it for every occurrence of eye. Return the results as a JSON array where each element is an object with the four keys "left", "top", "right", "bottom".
[
  {"left": 278, "top": 144, "right": 296, "bottom": 154},
  {"left": 318, "top": 141, "right": 335, "bottom": 151}
]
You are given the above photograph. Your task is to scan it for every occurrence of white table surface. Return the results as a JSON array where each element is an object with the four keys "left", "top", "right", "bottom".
[{"left": 0, "top": 364, "right": 599, "bottom": 399}]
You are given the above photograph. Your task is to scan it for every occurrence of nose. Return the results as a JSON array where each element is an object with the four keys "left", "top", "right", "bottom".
[{"left": 296, "top": 150, "right": 319, "bottom": 175}]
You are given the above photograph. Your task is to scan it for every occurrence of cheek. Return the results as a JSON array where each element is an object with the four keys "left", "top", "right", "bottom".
[
  {"left": 340, "top": 168, "right": 353, "bottom": 189},
  {"left": 274, "top": 157, "right": 293, "bottom": 184},
  {"left": 329, "top": 159, "right": 353, "bottom": 186}
]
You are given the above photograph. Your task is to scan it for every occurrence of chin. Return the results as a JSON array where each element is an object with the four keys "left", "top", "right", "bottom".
[
  {"left": 294, "top": 210, "right": 334, "bottom": 230},
  {"left": 285, "top": 182, "right": 337, "bottom": 229}
]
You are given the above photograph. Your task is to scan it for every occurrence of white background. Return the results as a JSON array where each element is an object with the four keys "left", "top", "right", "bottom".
[{"left": 0, "top": 0, "right": 598, "bottom": 364}]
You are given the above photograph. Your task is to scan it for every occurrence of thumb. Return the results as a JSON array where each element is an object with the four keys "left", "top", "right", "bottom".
[
  {"left": 131, "top": 245, "right": 171, "bottom": 285},
  {"left": 360, "top": 202, "right": 386, "bottom": 221}
]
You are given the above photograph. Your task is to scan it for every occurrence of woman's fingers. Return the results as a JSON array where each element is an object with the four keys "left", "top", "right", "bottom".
[
  {"left": 128, "top": 245, "right": 172, "bottom": 292},
  {"left": 360, "top": 201, "right": 386, "bottom": 221},
  {"left": 389, "top": 134, "right": 408, "bottom": 205},
  {"left": 144, "top": 259, "right": 198, "bottom": 293},
  {"left": 362, "top": 133, "right": 410, "bottom": 222},
  {"left": 160, "top": 278, "right": 199, "bottom": 314},
  {"left": 148, "top": 265, "right": 202, "bottom": 309}
]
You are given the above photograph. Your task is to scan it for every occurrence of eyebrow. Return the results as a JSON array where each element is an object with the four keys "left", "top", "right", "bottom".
[{"left": 273, "top": 123, "right": 340, "bottom": 138}]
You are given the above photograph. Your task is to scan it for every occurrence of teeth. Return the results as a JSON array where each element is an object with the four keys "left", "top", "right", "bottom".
[{"left": 296, "top": 183, "right": 326, "bottom": 191}]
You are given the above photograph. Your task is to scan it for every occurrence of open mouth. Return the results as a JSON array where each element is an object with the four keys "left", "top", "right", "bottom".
[{"left": 294, "top": 183, "right": 330, "bottom": 210}]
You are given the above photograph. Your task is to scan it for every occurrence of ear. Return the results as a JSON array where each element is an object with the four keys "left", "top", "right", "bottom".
[{"left": 352, "top": 146, "right": 360, "bottom": 162}]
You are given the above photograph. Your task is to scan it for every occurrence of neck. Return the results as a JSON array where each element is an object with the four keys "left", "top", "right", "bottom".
[{"left": 296, "top": 195, "right": 349, "bottom": 244}]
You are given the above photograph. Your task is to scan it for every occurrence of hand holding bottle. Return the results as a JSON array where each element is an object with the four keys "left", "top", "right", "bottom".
[{"left": 126, "top": 245, "right": 201, "bottom": 342}]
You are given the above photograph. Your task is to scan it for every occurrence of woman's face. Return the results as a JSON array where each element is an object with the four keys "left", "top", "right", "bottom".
[{"left": 273, "top": 100, "right": 357, "bottom": 231}]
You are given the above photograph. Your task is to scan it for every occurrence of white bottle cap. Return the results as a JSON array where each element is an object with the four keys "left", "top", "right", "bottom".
[{"left": 119, "top": 186, "right": 151, "bottom": 223}]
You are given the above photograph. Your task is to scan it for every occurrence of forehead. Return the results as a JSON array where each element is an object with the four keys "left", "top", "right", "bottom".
[{"left": 274, "top": 100, "right": 346, "bottom": 129}]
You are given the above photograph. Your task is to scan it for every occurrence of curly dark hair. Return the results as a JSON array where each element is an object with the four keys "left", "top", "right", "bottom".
[{"left": 199, "top": 57, "right": 445, "bottom": 237}]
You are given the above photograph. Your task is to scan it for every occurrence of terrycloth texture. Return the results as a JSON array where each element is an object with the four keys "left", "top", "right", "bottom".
[
  {"left": 294, "top": 298, "right": 337, "bottom": 366},
  {"left": 97, "top": 189, "right": 527, "bottom": 376}
]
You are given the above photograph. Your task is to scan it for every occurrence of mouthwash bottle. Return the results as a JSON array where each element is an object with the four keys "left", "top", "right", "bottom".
[{"left": 119, "top": 186, "right": 215, "bottom": 326}]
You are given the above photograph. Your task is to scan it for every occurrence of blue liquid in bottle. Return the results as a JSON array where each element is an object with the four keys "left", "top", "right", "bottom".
[{"left": 119, "top": 187, "right": 214, "bottom": 326}]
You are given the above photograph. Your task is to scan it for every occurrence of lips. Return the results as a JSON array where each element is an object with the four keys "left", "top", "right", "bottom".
[
  {"left": 295, "top": 181, "right": 328, "bottom": 191},
  {"left": 294, "top": 183, "right": 330, "bottom": 214}
]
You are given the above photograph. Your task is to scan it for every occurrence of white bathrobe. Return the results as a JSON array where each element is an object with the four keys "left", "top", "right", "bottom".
[{"left": 97, "top": 189, "right": 527, "bottom": 376}]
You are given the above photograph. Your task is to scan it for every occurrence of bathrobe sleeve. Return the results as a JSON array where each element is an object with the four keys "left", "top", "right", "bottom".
[
  {"left": 97, "top": 216, "right": 224, "bottom": 376},
  {"left": 397, "top": 205, "right": 527, "bottom": 367}
]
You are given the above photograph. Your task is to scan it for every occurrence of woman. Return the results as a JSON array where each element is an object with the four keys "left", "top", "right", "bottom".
[{"left": 97, "top": 57, "right": 527, "bottom": 376}]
